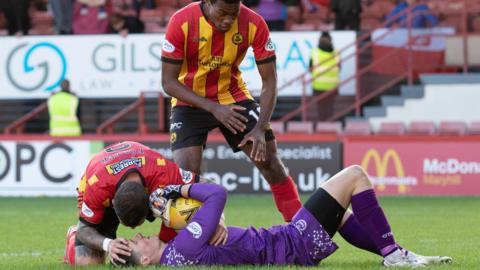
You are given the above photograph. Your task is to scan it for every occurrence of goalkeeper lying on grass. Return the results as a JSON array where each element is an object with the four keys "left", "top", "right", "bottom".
[{"left": 123, "top": 165, "right": 452, "bottom": 267}]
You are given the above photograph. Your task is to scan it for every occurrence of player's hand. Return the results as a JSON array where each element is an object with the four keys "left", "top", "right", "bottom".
[
  {"left": 211, "top": 104, "right": 248, "bottom": 134},
  {"left": 107, "top": 238, "right": 131, "bottom": 265},
  {"left": 209, "top": 213, "right": 228, "bottom": 246},
  {"left": 238, "top": 126, "right": 266, "bottom": 162},
  {"left": 149, "top": 193, "right": 167, "bottom": 218},
  {"left": 149, "top": 185, "right": 183, "bottom": 218},
  {"left": 151, "top": 185, "right": 183, "bottom": 201}
]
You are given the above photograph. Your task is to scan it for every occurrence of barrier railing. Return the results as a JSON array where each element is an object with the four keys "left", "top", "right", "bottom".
[
  {"left": 96, "top": 91, "right": 165, "bottom": 134},
  {"left": 280, "top": 0, "right": 474, "bottom": 122},
  {"left": 4, "top": 102, "right": 47, "bottom": 134}
]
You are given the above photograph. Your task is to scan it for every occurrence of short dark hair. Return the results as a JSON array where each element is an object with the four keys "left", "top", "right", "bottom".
[
  {"left": 116, "top": 250, "right": 141, "bottom": 267},
  {"left": 113, "top": 181, "right": 149, "bottom": 228}
]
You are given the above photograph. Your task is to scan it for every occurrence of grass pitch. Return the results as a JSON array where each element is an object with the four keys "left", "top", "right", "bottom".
[{"left": 0, "top": 195, "right": 478, "bottom": 269}]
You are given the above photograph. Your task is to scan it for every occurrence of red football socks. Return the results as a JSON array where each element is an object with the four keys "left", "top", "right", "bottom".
[
  {"left": 63, "top": 225, "right": 77, "bottom": 265},
  {"left": 270, "top": 176, "right": 302, "bottom": 222}
]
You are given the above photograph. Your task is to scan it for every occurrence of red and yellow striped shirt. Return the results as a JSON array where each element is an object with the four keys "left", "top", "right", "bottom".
[{"left": 161, "top": 2, "right": 276, "bottom": 106}]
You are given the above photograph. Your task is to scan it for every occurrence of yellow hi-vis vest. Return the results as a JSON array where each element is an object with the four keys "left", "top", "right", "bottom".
[
  {"left": 48, "top": 91, "right": 81, "bottom": 136},
  {"left": 311, "top": 48, "right": 340, "bottom": 91}
]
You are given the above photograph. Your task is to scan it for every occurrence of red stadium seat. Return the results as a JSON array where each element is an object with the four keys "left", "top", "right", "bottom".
[
  {"left": 377, "top": 122, "right": 406, "bottom": 135},
  {"left": 344, "top": 121, "right": 371, "bottom": 135},
  {"left": 286, "top": 121, "right": 314, "bottom": 134},
  {"left": 438, "top": 121, "right": 466, "bottom": 135},
  {"left": 269, "top": 121, "right": 285, "bottom": 134},
  {"left": 140, "top": 9, "right": 163, "bottom": 23},
  {"left": 289, "top": 23, "right": 316, "bottom": 31},
  {"left": 315, "top": 121, "right": 342, "bottom": 134},
  {"left": 467, "top": 121, "right": 480, "bottom": 135},
  {"left": 409, "top": 121, "right": 436, "bottom": 135}
]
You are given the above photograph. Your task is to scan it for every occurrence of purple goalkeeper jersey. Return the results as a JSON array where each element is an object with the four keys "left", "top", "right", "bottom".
[{"left": 159, "top": 184, "right": 338, "bottom": 266}]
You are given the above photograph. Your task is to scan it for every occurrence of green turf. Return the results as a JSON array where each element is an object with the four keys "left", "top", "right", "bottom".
[{"left": 0, "top": 195, "right": 478, "bottom": 269}]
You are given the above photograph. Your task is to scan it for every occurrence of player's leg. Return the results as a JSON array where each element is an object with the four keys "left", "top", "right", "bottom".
[
  {"left": 74, "top": 245, "right": 105, "bottom": 266},
  {"left": 63, "top": 225, "right": 78, "bottom": 264},
  {"left": 337, "top": 210, "right": 379, "bottom": 255},
  {"left": 172, "top": 146, "right": 204, "bottom": 174},
  {"left": 246, "top": 140, "right": 302, "bottom": 222},
  {"left": 170, "top": 106, "right": 217, "bottom": 173},
  {"left": 220, "top": 100, "right": 301, "bottom": 222},
  {"left": 314, "top": 165, "right": 451, "bottom": 267}
]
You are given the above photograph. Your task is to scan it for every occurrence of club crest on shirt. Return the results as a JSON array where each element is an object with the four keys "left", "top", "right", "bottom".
[
  {"left": 186, "top": 222, "right": 202, "bottom": 239},
  {"left": 170, "top": 132, "right": 177, "bottom": 143},
  {"left": 294, "top": 219, "right": 307, "bottom": 233},
  {"left": 179, "top": 168, "right": 194, "bottom": 183},
  {"left": 265, "top": 37, "right": 274, "bottom": 52},
  {"left": 163, "top": 39, "right": 175, "bottom": 53},
  {"left": 232, "top": 33, "right": 243, "bottom": 45}
]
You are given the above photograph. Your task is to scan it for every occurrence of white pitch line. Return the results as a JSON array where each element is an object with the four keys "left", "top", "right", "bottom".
[{"left": 0, "top": 249, "right": 63, "bottom": 257}]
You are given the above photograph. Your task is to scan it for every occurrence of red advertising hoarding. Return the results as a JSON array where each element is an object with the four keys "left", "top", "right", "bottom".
[{"left": 344, "top": 138, "right": 480, "bottom": 196}]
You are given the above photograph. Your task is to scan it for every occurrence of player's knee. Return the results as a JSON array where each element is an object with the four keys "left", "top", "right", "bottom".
[
  {"left": 74, "top": 255, "right": 104, "bottom": 266},
  {"left": 74, "top": 246, "right": 104, "bottom": 266},
  {"left": 345, "top": 165, "right": 372, "bottom": 187}
]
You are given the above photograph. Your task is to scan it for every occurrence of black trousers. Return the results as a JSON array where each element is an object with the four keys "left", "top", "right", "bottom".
[{"left": 334, "top": 13, "right": 360, "bottom": 31}]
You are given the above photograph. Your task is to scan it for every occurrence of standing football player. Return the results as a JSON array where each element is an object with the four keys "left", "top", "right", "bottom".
[
  {"left": 125, "top": 165, "right": 452, "bottom": 267},
  {"left": 63, "top": 141, "right": 226, "bottom": 266},
  {"left": 161, "top": 0, "right": 302, "bottom": 222},
  {"left": 160, "top": 0, "right": 390, "bottom": 255}
]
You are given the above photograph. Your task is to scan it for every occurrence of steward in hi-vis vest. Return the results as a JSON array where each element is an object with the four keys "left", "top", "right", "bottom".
[{"left": 48, "top": 80, "right": 81, "bottom": 136}]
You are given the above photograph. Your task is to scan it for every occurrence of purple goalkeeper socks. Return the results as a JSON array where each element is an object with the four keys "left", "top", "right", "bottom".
[
  {"left": 351, "top": 189, "right": 398, "bottom": 257},
  {"left": 339, "top": 214, "right": 380, "bottom": 255}
]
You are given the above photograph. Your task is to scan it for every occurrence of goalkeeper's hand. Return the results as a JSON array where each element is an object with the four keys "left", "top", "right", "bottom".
[{"left": 149, "top": 185, "right": 184, "bottom": 218}]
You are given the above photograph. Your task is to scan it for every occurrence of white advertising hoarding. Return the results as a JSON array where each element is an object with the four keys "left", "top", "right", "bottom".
[
  {"left": 0, "top": 141, "right": 93, "bottom": 196},
  {"left": 0, "top": 32, "right": 356, "bottom": 99}
]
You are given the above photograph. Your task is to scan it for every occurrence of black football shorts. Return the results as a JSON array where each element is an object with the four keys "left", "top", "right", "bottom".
[{"left": 169, "top": 100, "right": 275, "bottom": 152}]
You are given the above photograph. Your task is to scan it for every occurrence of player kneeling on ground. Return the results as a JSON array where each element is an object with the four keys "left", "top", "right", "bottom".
[
  {"left": 63, "top": 141, "right": 227, "bottom": 266},
  {"left": 122, "top": 165, "right": 452, "bottom": 267}
]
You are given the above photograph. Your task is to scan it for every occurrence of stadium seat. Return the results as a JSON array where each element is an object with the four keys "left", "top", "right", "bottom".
[
  {"left": 438, "top": 121, "right": 466, "bottom": 135},
  {"left": 409, "top": 121, "right": 436, "bottom": 135},
  {"left": 315, "top": 121, "right": 342, "bottom": 134},
  {"left": 289, "top": 23, "right": 316, "bottom": 31},
  {"left": 140, "top": 9, "right": 163, "bottom": 24},
  {"left": 344, "top": 121, "right": 372, "bottom": 135},
  {"left": 286, "top": 121, "right": 314, "bottom": 134},
  {"left": 467, "top": 121, "right": 480, "bottom": 135},
  {"left": 377, "top": 122, "right": 406, "bottom": 135},
  {"left": 269, "top": 121, "right": 285, "bottom": 134}
]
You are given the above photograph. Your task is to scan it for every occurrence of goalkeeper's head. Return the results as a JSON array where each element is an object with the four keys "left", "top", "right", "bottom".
[
  {"left": 117, "top": 233, "right": 162, "bottom": 267},
  {"left": 113, "top": 181, "right": 149, "bottom": 228}
]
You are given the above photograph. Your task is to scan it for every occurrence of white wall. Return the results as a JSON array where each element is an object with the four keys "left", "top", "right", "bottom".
[{"left": 369, "top": 84, "right": 480, "bottom": 131}]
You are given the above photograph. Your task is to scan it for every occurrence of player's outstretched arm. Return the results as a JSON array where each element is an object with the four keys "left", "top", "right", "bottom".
[
  {"left": 76, "top": 220, "right": 132, "bottom": 265},
  {"left": 238, "top": 60, "right": 277, "bottom": 161},
  {"left": 198, "top": 177, "right": 229, "bottom": 246},
  {"left": 173, "top": 183, "right": 227, "bottom": 257}
]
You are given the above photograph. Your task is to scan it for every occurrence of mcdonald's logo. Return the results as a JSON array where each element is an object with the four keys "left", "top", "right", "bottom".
[{"left": 361, "top": 149, "right": 417, "bottom": 193}]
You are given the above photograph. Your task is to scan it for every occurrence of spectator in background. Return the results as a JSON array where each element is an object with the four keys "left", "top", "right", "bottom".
[
  {"left": 330, "top": 0, "right": 362, "bottom": 31},
  {"left": 73, "top": 0, "right": 112, "bottom": 34},
  {"left": 49, "top": 0, "right": 74, "bottom": 34},
  {"left": 109, "top": 13, "right": 145, "bottom": 36},
  {"left": 385, "top": 0, "right": 438, "bottom": 28},
  {"left": 309, "top": 32, "right": 340, "bottom": 121},
  {"left": 47, "top": 80, "right": 82, "bottom": 136},
  {"left": 0, "top": 0, "right": 31, "bottom": 36},
  {"left": 256, "top": 0, "right": 288, "bottom": 31}
]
